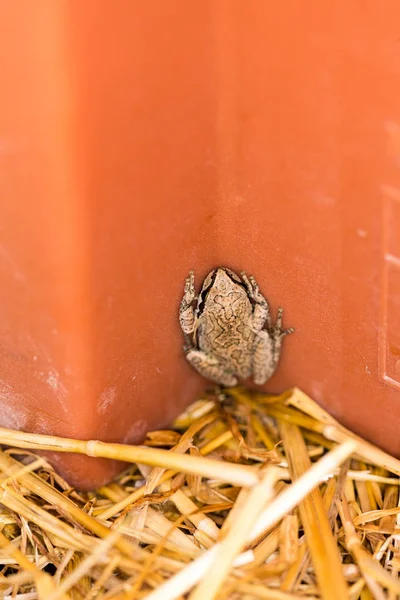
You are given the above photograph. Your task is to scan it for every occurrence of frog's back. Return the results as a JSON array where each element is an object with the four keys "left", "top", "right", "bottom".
[{"left": 196, "top": 306, "right": 255, "bottom": 379}]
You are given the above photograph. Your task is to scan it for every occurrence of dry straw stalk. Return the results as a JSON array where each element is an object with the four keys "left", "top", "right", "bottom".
[{"left": 0, "top": 386, "right": 399, "bottom": 600}]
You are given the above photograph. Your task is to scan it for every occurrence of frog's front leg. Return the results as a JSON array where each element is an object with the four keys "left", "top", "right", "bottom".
[
  {"left": 185, "top": 349, "right": 238, "bottom": 386},
  {"left": 252, "top": 308, "right": 294, "bottom": 385},
  {"left": 179, "top": 270, "right": 197, "bottom": 335},
  {"left": 241, "top": 271, "right": 271, "bottom": 331}
]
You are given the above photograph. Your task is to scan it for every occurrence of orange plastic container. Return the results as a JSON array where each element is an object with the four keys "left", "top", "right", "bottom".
[{"left": 1, "top": 1, "right": 400, "bottom": 489}]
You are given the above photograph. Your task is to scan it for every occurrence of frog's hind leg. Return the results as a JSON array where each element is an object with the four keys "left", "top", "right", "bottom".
[
  {"left": 185, "top": 350, "right": 237, "bottom": 387},
  {"left": 253, "top": 309, "right": 294, "bottom": 385}
]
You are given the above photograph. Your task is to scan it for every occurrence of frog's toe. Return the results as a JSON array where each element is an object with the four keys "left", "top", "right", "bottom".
[{"left": 271, "top": 307, "right": 294, "bottom": 339}]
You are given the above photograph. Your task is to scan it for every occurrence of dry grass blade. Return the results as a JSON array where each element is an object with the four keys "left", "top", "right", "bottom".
[
  {"left": 0, "top": 448, "right": 135, "bottom": 558},
  {"left": 0, "top": 427, "right": 259, "bottom": 488},
  {"left": 189, "top": 468, "right": 279, "bottom": 600},
  {"left": 325, "top": 425, "right": 400, "bottom": 477},
  {"left": 0, "top": 530, "right": 71, "bottom": 600},
  {"left": 145, "top": 441, "right": 356, "bottom": 600},
  {"left": 0, "top": 387, "right": 397, "bottom": 599},
  {"left": 45, "top": 530, "right": 122, "bottom": 600},
  {"left": 337, "top": 497, "right": 400, "bottom": 597},
  {"left": 280, "top": 421, "right": 348, "bottom": 599}
]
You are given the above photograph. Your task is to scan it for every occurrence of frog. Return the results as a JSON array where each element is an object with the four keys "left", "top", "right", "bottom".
[{"left": 179, "top": 267, "right": 294, "bottom": 387}]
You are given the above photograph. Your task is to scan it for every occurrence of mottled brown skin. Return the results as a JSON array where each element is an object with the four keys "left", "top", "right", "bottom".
[{"left": 179, "top": 268, "right": 294, "bottom": 386}]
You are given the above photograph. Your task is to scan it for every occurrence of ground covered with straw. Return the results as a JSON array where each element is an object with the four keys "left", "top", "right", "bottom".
[{"left": 0, "top": 387, "right": 400, "bottom": 600}]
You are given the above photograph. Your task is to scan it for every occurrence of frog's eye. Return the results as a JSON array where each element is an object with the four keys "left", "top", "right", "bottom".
[
  {"left": 196, "top": 270, "right": 218, "bottom": 316},
  {"left": 196, "top": 282, "right": 213, "bottom": 316},
  {"left": 221, "top": 268, "right": 247, "bottom": 290},
  {"left": 202, "top": 270, "right": 218, "bottom": 289},
  {"left": 223, "top": 268, "right": 242, "bottom": 284}
]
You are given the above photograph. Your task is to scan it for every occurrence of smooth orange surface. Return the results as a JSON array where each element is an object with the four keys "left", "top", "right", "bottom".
[{"left": 1, "top": 1, "right": 400, "bottom": 489}]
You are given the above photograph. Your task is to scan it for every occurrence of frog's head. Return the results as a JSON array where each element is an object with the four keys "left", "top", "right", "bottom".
[
  {"left": 196, "top": 268, "right": 247, "bottom": 319},
  {"left": 201, "top": 268, "right": 243, "bottom": 295}
]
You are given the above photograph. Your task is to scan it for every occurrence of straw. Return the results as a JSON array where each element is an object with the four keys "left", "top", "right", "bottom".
[{"left": 0, "top": 386, "right": 399, "bottom": 600}]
